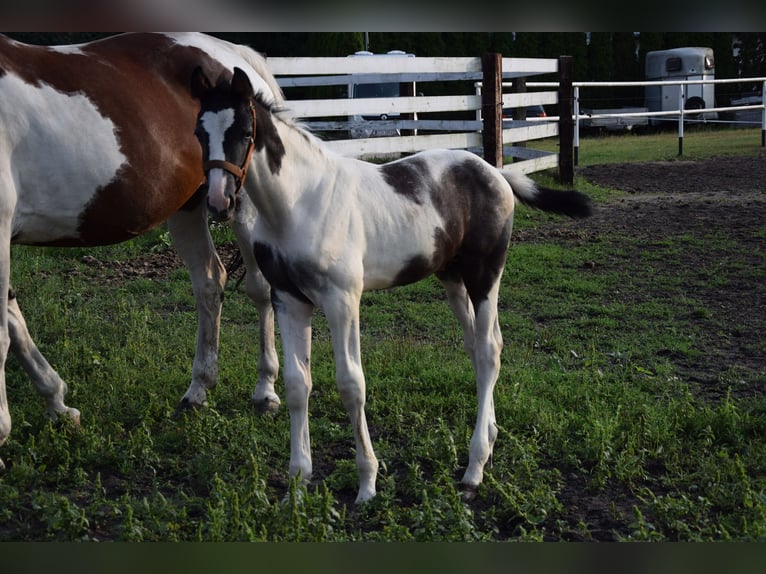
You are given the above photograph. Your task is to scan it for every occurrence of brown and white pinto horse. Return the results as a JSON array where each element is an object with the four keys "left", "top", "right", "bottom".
[
  {"left": 0, "top": 33, "right": 282, "bottom": 470},
  {"left": 192, "top": 68, "right": 593, "bottom": 502}
]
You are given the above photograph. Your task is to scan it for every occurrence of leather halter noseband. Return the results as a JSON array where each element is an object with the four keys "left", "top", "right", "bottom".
[{"left": 202, "top": 103, "right": 256, "bottom": 194}]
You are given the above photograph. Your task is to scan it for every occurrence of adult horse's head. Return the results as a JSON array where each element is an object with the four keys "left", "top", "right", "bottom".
[{"left": 191, "top": 66, "right": 257, "bottom": 222}]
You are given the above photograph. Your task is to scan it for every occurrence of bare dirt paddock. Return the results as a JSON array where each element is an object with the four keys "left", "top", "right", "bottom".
[{"left": 575, "top": 154, "right": 765, "bottom": 402}]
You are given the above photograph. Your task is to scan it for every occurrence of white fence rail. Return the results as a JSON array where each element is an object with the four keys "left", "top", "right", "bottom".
[
  {"left": 527, "top": 77, "right": 766, "bottom": 160},
  {"left": 267, "top": 55, "right": 560, "bottom": 174}
]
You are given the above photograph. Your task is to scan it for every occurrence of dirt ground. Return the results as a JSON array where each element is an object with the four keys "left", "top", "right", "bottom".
[{"left": 540, "top": 154, "right": 765, "bottom": 402}]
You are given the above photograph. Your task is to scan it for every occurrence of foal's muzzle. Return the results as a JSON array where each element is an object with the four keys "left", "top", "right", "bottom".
[{"left": 203, "top": 158, "right": 246, "bottom": 220}]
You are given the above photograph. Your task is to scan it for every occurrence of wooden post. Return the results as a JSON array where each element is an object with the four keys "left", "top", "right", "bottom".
[
  {"left": 558, "top": 55, "right": 574, "bottom": 186},
  {"left": 482, "top": 52, "right": 503, "bottom": 168}
]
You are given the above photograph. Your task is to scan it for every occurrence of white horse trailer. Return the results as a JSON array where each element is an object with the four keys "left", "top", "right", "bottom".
[
  {"left": 347, "top": 50, "right": 416, "bottom": 140},
  {"left": 644, "top": 47, "right": 717, "bottom": 124}
]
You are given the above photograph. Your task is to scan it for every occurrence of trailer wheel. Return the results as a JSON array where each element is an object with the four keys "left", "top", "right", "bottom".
[{"left": 685, "top": 97, "right": 706, "bottom": 118}]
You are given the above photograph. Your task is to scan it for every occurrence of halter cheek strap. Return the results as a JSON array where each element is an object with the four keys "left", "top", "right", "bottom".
[{"left": 202, "top": 103, "right": 256, "bottom": 193}]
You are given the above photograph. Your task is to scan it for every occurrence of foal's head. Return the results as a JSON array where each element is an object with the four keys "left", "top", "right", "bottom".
[{"left": 191, "top": 67, "right": 257, "bottom": 221}]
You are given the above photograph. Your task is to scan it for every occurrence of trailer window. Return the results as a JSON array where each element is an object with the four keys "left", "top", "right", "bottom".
[{"left": 665, "top": 57, "right": 682, "bottom": 73}]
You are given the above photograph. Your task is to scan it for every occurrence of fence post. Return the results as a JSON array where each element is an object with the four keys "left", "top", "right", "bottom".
[
  {"left": 558, "top": 55, "right": 574, "bottom": 186},
  {"left": 678, "top": 84, "right": 685, "bottom": 156},
  {"left": 573, "top": 85, "right": 580, "bottom": 166},
  {"left": 762, "top": 80, "right": 765, "bottom": 147},
  {"left": 482, "top": 52, "right": 503, "bottom": 168}
]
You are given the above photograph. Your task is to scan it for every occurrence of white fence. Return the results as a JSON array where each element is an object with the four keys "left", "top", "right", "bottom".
[
  {"left": 527, "top": 77, "right": 766, "bottom": 160},
  {"left": 267, "top": 55, "right": 561, "bottom": 174}
]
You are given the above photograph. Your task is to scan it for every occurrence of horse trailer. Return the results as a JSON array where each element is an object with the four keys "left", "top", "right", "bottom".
[
  {"left": 644, "top": 47, "right": 717, "bottom": 124},
  {"left": 347, "top": 50, "right": 416, "bottom": 139}
]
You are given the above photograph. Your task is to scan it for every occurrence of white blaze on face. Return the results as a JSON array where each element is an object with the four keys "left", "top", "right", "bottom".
[{"left": 201, "top": 109, "right": 235, "bottom": 213}]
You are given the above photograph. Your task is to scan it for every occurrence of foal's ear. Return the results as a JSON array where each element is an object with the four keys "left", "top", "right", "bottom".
[
  {"left": 231, "top": 67, "right": 255, "bottom": 102},
  {"left": 191, "top": 66, "right": 212, "bottom": 100}
]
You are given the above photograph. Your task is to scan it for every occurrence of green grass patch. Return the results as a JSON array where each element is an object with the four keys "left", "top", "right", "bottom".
[{"left": 1, "top": 128, "right": 765, "bottom": 541}]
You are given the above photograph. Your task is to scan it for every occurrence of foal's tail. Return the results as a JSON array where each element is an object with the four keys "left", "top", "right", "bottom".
[{"left": 500, "top": 168, "right": 593, "bottom": 219}]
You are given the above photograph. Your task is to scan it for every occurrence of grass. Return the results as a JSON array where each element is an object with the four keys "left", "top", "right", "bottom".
[
  {"left": 1, "top": 126, "right": 765, "bottom": 541},
  {"left": 534, "top": 125, "right": 765, "bottom": 166}
]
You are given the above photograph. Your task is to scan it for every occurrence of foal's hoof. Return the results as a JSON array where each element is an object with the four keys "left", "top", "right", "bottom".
[
  {"left": 251, "top": 397, "right": 280, "bottom": 415},
  {"left": 460, "top": 484, "right": 479, "bottom": 501},
  {"left": 63, "top": 407, "right": 81, "bottom": 427},
  {"left": 51, "top": 407, "right": 82, "bottom": 429}
]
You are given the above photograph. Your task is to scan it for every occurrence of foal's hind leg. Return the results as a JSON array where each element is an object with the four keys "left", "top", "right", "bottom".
[
  {"left": 167, "top": 203, "right": 227, "bottom": 410},
  {"left": 461, "top": 279, "right": 503, "bottom": 491},
  {"left": 441, "top": 278, "right": 477, "bottom": 366},
  {"left": 7, "top": 290, "right": 80, "bottom": 423},
  {"left": 227, "top": 195, "right": 279, "bottom": 413}
]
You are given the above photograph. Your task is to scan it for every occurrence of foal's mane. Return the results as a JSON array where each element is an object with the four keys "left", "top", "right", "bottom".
[{"left": 252, "top": 91, "right": 330, "bottom": 156}]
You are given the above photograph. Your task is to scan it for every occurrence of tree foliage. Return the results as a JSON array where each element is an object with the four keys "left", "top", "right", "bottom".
[{"left": 6, "top": 32, "right": 765, "bottom": 96}]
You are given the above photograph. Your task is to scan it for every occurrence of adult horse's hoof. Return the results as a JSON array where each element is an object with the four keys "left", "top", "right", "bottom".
[{"left": 251, "top": 396, "right": 280, "bottom": 415}]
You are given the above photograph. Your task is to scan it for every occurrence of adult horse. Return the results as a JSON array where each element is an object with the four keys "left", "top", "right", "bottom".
[
  {"left": 0, "top": 33, "right": 283, "bottom": 471},
  {"left": 191, "top": 67, "right": 593, "bottom": 502}
]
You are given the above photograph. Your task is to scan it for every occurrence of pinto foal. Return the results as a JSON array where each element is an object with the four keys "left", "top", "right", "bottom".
[{"left": 192, "top": 67, "right": 592, "bottom": 502}]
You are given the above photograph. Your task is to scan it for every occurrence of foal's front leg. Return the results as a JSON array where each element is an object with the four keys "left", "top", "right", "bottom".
[
  {"left": 323, "top": 290, "right": 379, "bottom": 503},
  {"left": 227, "top": 195, "right": 279, "bottom": 413},
  {"left": 273, "top": 293, "right": 315, "bottom": 485}
]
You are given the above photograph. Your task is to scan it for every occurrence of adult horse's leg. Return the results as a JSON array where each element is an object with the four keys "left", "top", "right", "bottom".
[
  {"left": 167, "top": 198, "right": 226, "bottom": 410},
  {"left": 0, "top": 192, "right": 13, "bottom": 471},
  {"left": 7, "top": 290, "right": 81, "bottom": 423},
  {"left": 227, "top": 196, "right": 279, "bottom": 413},
  {"left": 273, "top": 293, "right": 314, "bottom": 487},
  {"left": 322, "top": 289, "right": 379, "bottom": 503}
]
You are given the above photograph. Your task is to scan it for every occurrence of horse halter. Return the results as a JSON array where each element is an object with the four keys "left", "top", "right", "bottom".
[{"left": 202, "top": 103, "right": 256, "bottom": 194}]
